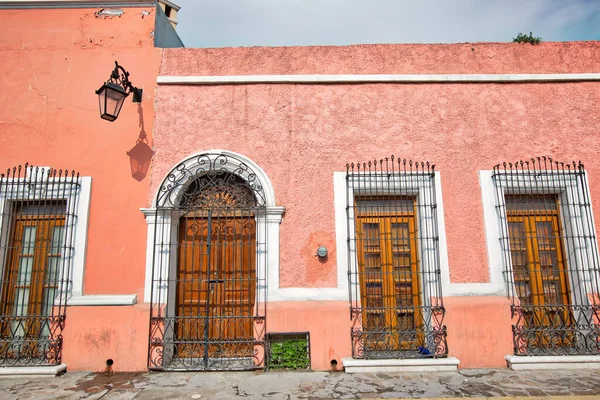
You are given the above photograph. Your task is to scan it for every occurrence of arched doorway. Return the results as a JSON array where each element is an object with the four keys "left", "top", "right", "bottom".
[{"left": 147, "top": 152, "right": 270, "bottom": 371}]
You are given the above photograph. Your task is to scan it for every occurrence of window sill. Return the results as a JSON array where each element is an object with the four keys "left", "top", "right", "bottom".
[
  {"left": 342, "top": 357, "right": 459, "bottom": 373},
  {"left": 0, "top": 363, "right": 66, "bottom": 376},
  {"left": 505, "top": 355, "right": 600, "bottom": 370},
  {"left": 67, "top": 294, "right": 138, "bottom": 306}
]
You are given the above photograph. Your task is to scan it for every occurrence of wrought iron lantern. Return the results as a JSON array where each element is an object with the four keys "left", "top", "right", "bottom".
[{"left": 96, "top": 61, "right": 143, "bottom": 122}]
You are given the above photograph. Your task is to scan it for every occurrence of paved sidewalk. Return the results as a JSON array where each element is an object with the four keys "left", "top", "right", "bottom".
[{"left": 1, "top": 368, "right": 600, "bottom": 399}]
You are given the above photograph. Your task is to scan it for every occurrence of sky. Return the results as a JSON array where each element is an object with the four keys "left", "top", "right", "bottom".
[{"left": 172, "top": 0, "right": 600, "bottom": 48}]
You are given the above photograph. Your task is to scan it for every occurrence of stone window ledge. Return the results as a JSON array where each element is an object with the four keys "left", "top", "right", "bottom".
[
  {"left": 0, "top": 363, "right": 67, "bottom": 376},
  {"left": 506, "top": 355, "right": 600, "bottom": 370},
  {"left": 67, "top": 294, "right": 138, "bottom": 306},
  {"left": 342, "top": 357, "right": 460, "bottom": 373}
]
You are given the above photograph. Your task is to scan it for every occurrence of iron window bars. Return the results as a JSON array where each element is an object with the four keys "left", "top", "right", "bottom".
[
  {"left": 148, "top": 153, "right": 268, "bottom": 371},
  {"left": 346, "top": 156, "right": 447, "bottom": 359},
  {"left": 0, "top": 165, "right": 80, "bottom": 366},
  {"left": 492, "top": 157, "right": 600, "bottom": 356}
]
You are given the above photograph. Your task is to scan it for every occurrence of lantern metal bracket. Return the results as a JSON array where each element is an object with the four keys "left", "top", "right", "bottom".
[{"left": 106, "top": 61, "right": 143, "bottom": 103}]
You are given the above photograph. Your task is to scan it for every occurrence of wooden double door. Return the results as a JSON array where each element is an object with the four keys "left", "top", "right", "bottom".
[{"left": 175, "top": 211, "right": 256, "bottom": 360}]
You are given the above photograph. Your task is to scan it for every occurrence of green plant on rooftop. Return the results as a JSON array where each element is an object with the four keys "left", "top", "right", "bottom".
[{"left": 513, "top": 32, "right": 542, "bottom": 44}]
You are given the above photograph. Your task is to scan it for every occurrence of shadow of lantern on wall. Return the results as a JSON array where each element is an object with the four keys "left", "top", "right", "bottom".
[
  {"left": 96, "top": 61, "right": 143, "bottom": 122},
  {"left": 127, "top": 133, "right": 154, "bottom": 181}
]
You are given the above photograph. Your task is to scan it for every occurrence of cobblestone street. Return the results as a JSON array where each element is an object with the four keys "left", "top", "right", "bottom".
[{"left": 1, "top": 368, "right": 600, "bottom": 400}]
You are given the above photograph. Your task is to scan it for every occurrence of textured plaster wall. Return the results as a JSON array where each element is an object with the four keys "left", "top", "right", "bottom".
[
  {"left": 62, "top": 305, "right": 150, "bottom": 372},
  {"left": 153, "top": 43, "right": 600, "bottom": 286},
  {"left": 0, "top": 7, "right": 160, "bottom": 295},
  {"left": 160, "top": 42, "right": 600, "bottom": 76},
  {"left": 152, "top": 43, "right": 600, "bottom": 369},
  {"left": 444, "top": 296, "right": 513, "bottom": 368},
  {"left": 267, "top": 301, "right": 352, "bottom": 370},
  {"left": 0, "top": 8, "right": 161, "bottom": 371}
]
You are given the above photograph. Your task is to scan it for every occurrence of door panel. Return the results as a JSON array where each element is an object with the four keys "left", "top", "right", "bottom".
[{"left": 176, "top": 214, "right": 256, "bottom": 360}]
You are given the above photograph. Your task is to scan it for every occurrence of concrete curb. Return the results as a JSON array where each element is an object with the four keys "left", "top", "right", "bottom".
[{"left": 361, "top": 397, "right": 600, "bottom": 400}]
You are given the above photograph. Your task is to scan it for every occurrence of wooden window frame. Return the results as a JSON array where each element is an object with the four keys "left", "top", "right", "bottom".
[
  {"left": 506, "top": 201, "right": 575, "bottom": 348},
  {"left": 1, "top": 213, "right": 66, "bottom": 357},
  {"left": 355, "top": 198, "right": 422, "bottom": 350}
]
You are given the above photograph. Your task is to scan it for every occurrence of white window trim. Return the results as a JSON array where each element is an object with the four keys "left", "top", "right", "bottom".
[
  {"left": 68, "top": 176, "right": 137, "bottom": 306},
  {"left": 0, "top": 363, "right": 67, "bottom": 376},
  {"left": 338, "top": 170, "right": 509, "bottom": 298},
  {"left": 0, "top": 176, "right": 91, "bottom": 300},
  {"left": 67, "top": 294, "right": 137, "bottom": 306},
  {"left": 69, "top": 176, "right": 91, "bottom": 299},
  {"left": 342, "top": 356, "right": 460, "bottom": 373},
  {"left": 334, "top": 170, "right": 452, "bottom": 303},
  {"left": 0, "top": 175, "right": 137, "bottom": 307},
  {"left": 505, "top": 354, "right": 600, "bottom": 370},
  {"left": 481, "top": 169, "right": 600, "bottom": 300},
  {"left": 337, "top": 169, "right": 455, "bottom": 366},
  {"left": 481, "top": 169, "right": 600, "bottom": 365}
]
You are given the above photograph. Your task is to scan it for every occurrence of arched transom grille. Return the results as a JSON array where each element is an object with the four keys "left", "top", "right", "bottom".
[{"left": 179, "top": 172, "right": 257, "bottom": 209}]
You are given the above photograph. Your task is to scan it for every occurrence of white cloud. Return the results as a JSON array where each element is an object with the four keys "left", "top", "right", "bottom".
[{"left": 172, "top": 0, "right": 600, "bottom": 48}]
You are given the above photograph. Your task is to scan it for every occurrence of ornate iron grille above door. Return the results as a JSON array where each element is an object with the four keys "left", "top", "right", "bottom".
[
  {"left": 148, "top": 154, "right": 268, "bottom": 371},
  {"left": 492, "top": 157, "right": 600, "bottom": 356},
  {"left": 346, "top": 156, "right": 447, "bottom": 359},
  {"left": 0, "top": 165, "right": 80, "bottom": 367}
]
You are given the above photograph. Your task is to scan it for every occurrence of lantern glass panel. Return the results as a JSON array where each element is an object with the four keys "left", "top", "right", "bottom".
[{"left": 97, "top": 82, "right": 128, "bottom": 122}]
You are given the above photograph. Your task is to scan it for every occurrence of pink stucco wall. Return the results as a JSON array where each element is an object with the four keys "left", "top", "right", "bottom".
[
  {"left": 62, "top": 304, "right": 150, "bottom": 372},
  {"left": 153, "top": 42, "right": 600, "bottom": 286},
  {"left": 0, "top": 7, "right": 161, "bottom": 371},
  {"left": 444, "top": 296, "right": 513, "bottom": 368},
  {"left": 160, "top": 42, "right": 600, "bottom": 76},
  {"left": 267, "top": 302, "right": 352, "bottom": 370},
  {"left": 150, "top": 44, "right": 600, "bottom": 369}
]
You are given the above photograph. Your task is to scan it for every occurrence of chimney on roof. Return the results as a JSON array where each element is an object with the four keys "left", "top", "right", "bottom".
[{"left": 158, "top": 0, "right": 180, "bottom": 30}]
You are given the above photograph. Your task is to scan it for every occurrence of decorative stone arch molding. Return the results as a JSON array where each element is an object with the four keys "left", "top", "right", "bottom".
[
  {"left": 151, "top": 150, "right": 278, "bottom": 209},
  {"left": 141, "top": 149, "right": 285, "bottom": 303}
]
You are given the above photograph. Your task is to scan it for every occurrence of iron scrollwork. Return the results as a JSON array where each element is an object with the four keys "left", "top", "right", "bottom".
[
  {"left": 156, "top": 154, "right": 266, "bottom": 209},
  {"left": 346, "top": 156, "right": 448, "bottom": 359},
  {"left": 149, "top": 153, "right": 268, "bottom": 371},
  {"left": 493, "top": 157, "right": 600, "bottom": 356},
  {"left": 0, "top": 164, "right": 79, "bottom": 367}
]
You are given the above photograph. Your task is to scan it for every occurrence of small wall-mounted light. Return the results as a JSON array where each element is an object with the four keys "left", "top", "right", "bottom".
[
  {"left": 316, "top": 246, "right": 328, "bottom": 258},
  {"left": 96, "top": 61, "right": 143, "bottom": 122}
]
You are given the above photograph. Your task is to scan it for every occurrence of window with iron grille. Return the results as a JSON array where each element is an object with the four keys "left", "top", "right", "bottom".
[
  {"left": 346, "top": 156, "right": 447, "bottom": 359},
  {"left": 0, "top": 165, "right": 81, "bottom": 367},
  {"left": 492, "top": 157, "right": 600, "bottom": 356}
]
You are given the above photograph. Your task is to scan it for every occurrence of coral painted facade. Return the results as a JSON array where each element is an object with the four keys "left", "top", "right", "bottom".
[{"left": 1, "top": 1, "right": 600, "bottom": 373}]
